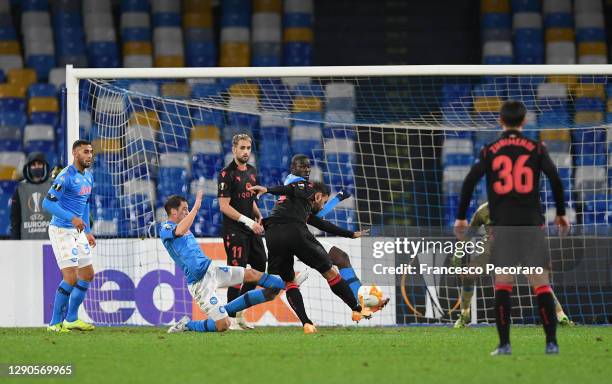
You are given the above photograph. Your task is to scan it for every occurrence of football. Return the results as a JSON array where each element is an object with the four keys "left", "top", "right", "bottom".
[{"left": 358, "top": 285, "right": 384, "bottom": 307}]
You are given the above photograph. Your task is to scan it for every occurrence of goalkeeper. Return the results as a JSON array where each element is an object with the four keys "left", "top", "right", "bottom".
[{"left": 452, "top": 202, "right": 574, "bottom": 328}]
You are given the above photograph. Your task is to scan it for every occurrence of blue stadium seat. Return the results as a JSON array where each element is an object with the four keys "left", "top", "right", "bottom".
[
  {"left": 512, "top": 0, "right": 540, "bottom": 12},
  {"left": 25, "top": 54, "right": 54, "bottom": 82},
  {"left": 122, "top": 27, "right": 152, "bottom": 41},
  {"left": 514, "top": 28, "right": 543, "bottom": 44},
  {"left": 574, "top": 98, "right": 604, "bottom": 111},
  {"left": 191, "top": 153, "right": 222, "bottom": 179},
  {"left": 0, "top": 111, "right": 27, "bottom": 128},
  {"left": 227, "top": 112, "right": 259, "bottom": 131},
  {"left": 22, "top": 0, "right": 49, "bottom": 11},
  {"left": 121, "top": 0, "right": 150, "bottom": 12},
  {"left": 576, "top": 27, "right": 606, "bottom": 43},
  {"left": 538, "top": 111, "right": 569, "bottom": 128},
  {"left": 473, "top": 82, "right": 504, "bottom": 98},
  {"left": 193, "top": 196, "right": 222, "bottom": 236},
  {"left": 258, "top": 167, "right": 288, "bottom": 186},
  {"left": 53, "top": 12, "right": 82, "bottom": 29},
  {"left": 292, "top": 83, "right": 324, "bottom": 98},
  {"left": 442, "top": 83, "right": 472, "bottom": 99},
  {"left": 481, "top": 13, "right": 512, "bottom": 29},
  {"left": 190, "top": 107, "right": 225, "bottom": 128},
  {"left": 582, "top": 198, "right": 607, "bottom": 225},
  {"left": 186, "top": 42, "right": 216, "bottom": 67},
  {"left": 292, "top": 139, "right": 320, "bottom": 157},
  {"left": 544, "top": 13, "right": 573, "bottom": 28},
  {"left": 0, "top": 27, "right": 17, "bottom": 40},
  {"left": 191, "top": 85, "right": 222, "bottom": 100},
  {"left": 152, "top": 12, "right": 181, "bottom": 27},
  {"left": 251, "top": 55, "right": 281, "bottom": 67},
  {"left": 571, "top": 128, "right": 606, "bottom": 143},
  {"left": 28, "top": 83, "right": 57, "bottom": 98},
  {"left": 259, "top": 80, "right": 291, "bottom": 110},
  {"left": 283, "top": 13, "right": 313, "bottom": 28},
  {"left": 283, "top": 43, "right": 312, "bottom": 66},
  {"left": 88, "top": 42, "right": 120, "bottom": 68},
  {"left": 483, "top": 56, "right": 513, "bottom": 65}
]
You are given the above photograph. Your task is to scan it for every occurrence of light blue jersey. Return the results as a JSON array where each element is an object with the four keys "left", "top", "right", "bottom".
[
  {"left": 160, "top": 221, "right": 211, "bottom": 285},
  {"left": 45, "top": 164, "right": 93, "bottom": 233}
]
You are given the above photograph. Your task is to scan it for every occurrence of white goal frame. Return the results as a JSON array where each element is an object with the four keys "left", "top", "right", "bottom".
[{"left": 65, "top": 63, "right": 612, "bottom": 162}]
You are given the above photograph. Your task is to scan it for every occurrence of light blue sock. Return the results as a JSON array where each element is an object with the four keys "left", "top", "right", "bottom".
[
  {"left": 50, "top": 281, "right": 73, "bottom": 325},
  {"left": 186, "top": 319, "right": 217, "bottom": 332},
  {"left": 225, "top": 290, "right": 266, "bottom": 317},
  {"left": 65, "top": 280, "right": 90, "bottom": 322},
  {"left": 339, "top": 267, "right": 362, "bottom": 301},
  {"left": 257, "top": 273, "right": 285, "bottom": 290}
]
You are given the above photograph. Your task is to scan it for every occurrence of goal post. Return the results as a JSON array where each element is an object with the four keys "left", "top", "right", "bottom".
[{"left": 64, "top": 64, "right": 612, "bottom": 326}]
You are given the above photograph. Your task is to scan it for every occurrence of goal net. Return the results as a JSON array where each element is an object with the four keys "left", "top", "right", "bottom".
[{"left": 67, "top": 65, "right": 611, "bottom": 326}]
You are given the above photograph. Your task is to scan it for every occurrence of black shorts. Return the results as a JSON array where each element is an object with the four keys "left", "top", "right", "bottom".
[
  {"left": 265, "top": 222, "right": 333, "bottom": 282},
  {"left": 222, "top": 229, "right": 267, "bottom": 272},
  {"left": 490, "top": 226, "right": 549, "bottom": 269}
]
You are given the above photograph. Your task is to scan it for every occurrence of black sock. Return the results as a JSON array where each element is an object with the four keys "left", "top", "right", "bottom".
[
  {"left": 285, "top": 286, "right": 312, "bottom": 325},
  {"left": 328, "top": 275, "right": 361, "bottom": 312},
  {"left": 227, "top": 286, "right": 241, "bottom": 317},
  {"left": 536, "top": 288, "right": 558, "bottom": 344},
  {"left": 239, "top": 282, "right": 256, "bottom": 296},
  {"left": 495, "top": 286, "right": 512, "bottom": 347}
]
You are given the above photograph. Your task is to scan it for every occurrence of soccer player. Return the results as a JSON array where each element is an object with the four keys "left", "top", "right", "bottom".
[
  {"left": 452, "top": 202, "right": 574, "bottom": 328},
  {"left": 249, "top": 179, "right": 371, "bottom": 334},
  {"left": 217, "top": 133, "right": 266, "bottom": 330},
  {"left": 285, "top": 154, "right": 389, "bottom": 313},
  {"left": 454, "top": 101, "right": 570, "bottom": 355},
  {"left": 43, "top": 140, "right": 96, "bottom": 332},
  {"left": 161, "top": 192, "right": 285, "bottom": 334}
]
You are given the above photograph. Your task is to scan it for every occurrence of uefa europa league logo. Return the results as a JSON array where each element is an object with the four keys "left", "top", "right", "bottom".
[{"left": 29, "top": 192, "right": 42, "bottom": 213}]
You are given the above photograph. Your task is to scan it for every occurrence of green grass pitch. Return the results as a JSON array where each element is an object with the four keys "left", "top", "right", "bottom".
[{"left": 1, "top": 326, "right": 610, "bottom": 384}]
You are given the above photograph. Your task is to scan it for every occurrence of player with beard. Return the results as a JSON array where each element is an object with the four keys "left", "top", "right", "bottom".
[
  {"left": 43, "top": 140, "right": 96, "bottom": 332},
  {"left": 249, "top": 173, "right": 371, "bottom": 334},
  {"left": 217, "top": 134, "right": 267, "bottom": 330}
]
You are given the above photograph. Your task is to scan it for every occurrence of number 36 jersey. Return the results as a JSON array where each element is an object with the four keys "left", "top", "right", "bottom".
[{"left": 457, "top": 129, "right": 566, "bottom": 226}]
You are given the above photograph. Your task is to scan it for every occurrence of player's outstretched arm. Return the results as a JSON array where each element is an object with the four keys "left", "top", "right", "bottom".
[
  {"left": 175, "top": 190, "right": 203, "bottom": 236},
  {"left": 455, "top": 156, "right": 486, "bottom": 239},
  {"left": 307, "top": 215, "right": 364, "bottom": 238}
]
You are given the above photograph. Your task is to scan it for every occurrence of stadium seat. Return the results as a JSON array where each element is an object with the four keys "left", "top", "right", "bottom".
[
  {"left": 546, "top": 41, "right": 576, "bottom": 64},
  {"left": 0, "top": 55, "right": 23, "bottom": 73},
  {"left": 0, "top": 125, "right": 21, "bottom": 151},
  {"left": 511, "top": 0, "right": 540, "bottom": 12},
  {"left": 0, "top": 151, "right": 25, "bottom": 180},
  {"left": 442, "top": 138, "right": 474, "bottom": 166}
]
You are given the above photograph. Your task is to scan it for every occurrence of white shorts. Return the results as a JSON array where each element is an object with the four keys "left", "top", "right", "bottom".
[
  {"left": 188, "top": 266, "right": 245, "bottom": 321},
  {"left": 48, "top": 225, "right": 93, "bottom": 270}
]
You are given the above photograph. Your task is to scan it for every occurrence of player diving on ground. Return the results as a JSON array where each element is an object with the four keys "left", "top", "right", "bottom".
[{"left": 162, "top": 192, "right": 286, "bottom": 334}]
